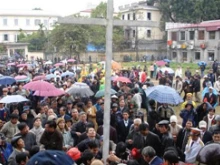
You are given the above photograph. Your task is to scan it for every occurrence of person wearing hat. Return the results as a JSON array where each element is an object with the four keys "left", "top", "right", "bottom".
[
  {"left": 199, "top": 120, "right": 212, "bottom": 144},
  {"left": 1, "top": 114, "right": 19, "bottom": 143},
  {"left": 203, "top": 86, "right": 218, "bottom": 107},
  {"left": 8, "top": 136, "right": 27, "bottom": 165},
  {"left": 169, "top": 115, "right": 182, "bottom": 141},
  {"left": 209, "top": 115, "right": 220, "bottom": 134},
  {"left": 184, "top": 127, "right": 204, "bottom": 163},
  {"left": 96, "top": 102, "right": 105, "bottom": 126},
  {"left": 30, "top": 117, "right": 45, "bottom": 146},
  {"left": 14, "top": 122, "right": 37, "bottom": 152},
  {"left": 67, "top": 147, "right": 81, "bottom": 161},
  {"left": 207, "top": 69, "right": 215, "bottom": 86},
  {"left": 157, "top": 103, "right": 174, "bottom": 121},
  {"left": 180, "top": 101, "right": 197, "bottom": 127},
  {"left": 202, "top": 75, "right": 209, "bottom": 89},
  {"left": 158, "top": 120, "right": 174, "bottom": 155}
]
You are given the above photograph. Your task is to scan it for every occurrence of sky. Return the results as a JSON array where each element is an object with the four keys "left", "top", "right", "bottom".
[{"left": 0, "top": 0, "right": 139, "bottom": 16}]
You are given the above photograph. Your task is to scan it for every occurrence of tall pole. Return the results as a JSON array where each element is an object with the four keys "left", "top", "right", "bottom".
[{"left": 103, "top": 0, "right": 113, "bottom": 164}]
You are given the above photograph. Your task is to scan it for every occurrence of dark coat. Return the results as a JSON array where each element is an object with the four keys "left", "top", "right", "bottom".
[
  {"left": 180, "top": 108, "right": 197, "bottom": 127},
  {"left": 40, "top": 130, "right": 63, "bottom": 150},
  {"left": 97, "top": 125, "right": 117, "bottom": 143},
  {"left": 77, "top": 138, "right": 100, "bottom": 152},
  {"left": 160, "top": 133, "right": 174, "bottom": 155},
  {"left": 203, "top": 93, "right": 217, "bottom": 107},
  {"left": 196, "top": 102, "right": 211, "bottom": 122},
  {"left": 117, "top": 120, "right": 133, "bottom": 142},
  {"left": 193, "top": 78, "right": 201, "bottom": 92},
  {"left": 78, "top": 133, "right": 100, "bottom": 144},
  {"left": 202, "top": 131, "right": 213, "bottom": 144},
  {"left": 96, "top": 110, "right": 104, "bottom": 126},
  {"left": 149, "top": 156, "right": 163, "bottom": 165}
]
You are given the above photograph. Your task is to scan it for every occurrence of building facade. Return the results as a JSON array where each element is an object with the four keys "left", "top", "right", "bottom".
[
  {"left": 0, "top": 10, "right": 60, "bottom": 43},
  {"left": 166, "top": 20, "right": 220, "bottom": 63}
]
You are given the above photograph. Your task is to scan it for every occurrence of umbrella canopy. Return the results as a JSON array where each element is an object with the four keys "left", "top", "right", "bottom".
[
  {"left": 67, "top": 59, "right": 76, "bottom": 63},
  {"left": 156, "top": 60, "right": 166, "bottom": 66},
  {"left": 95, "top": 89, "right": 117, "bottom": 98},
  {"left": 17, "top": 64, "right": 28, "bottom": 68},
  {"left": 7, "top": 62, "right": 16, "bottom": 66},
  {"left": 23, "top": 80, "right": 56, "bottom": 91},
  {"left": 61, "top": 71, "right": 74, "bottom": 77},
  {"left": 145, "top": 85, "right": 183, "bottom": 105},
  {"left": 198, "top": 61, "right": 207, "bottom": 66},
  {"left": 34, "top": 88, "right": 65, "bottom": 97},
  {"left": 0, "top": 95, "right": 29, "bottom": 104},
  {"left": 15, "top": 75, "right": 28, "bottom": 80},
  {"left": 33, "top": 75, "right": 46, "bottom": 81},
  {"left": 0, "top": 76, "right": 15, "bottom": 85},
  {"left": 160, "top": 67, "right": 174, "bottom": 74},
  {"left": 163, "top": 59, "right": 171, "bottom": 63},
  {"left": 66, "top": 82, "right": 94, "bottom": 98},
  {"left": 114, "top": 76, "right": 131, "bottom": 83},
  {"left": 54, "top": 63, "right": 65, "bottom": 67},
  {"left": 46, "top": 74, "right": 56, "bottom": 80},
  {"left": 44, "top": 61, "right": 53, "bottom": 65}
]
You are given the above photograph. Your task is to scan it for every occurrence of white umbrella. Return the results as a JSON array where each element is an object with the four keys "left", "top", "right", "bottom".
[
  {"left": 0, "top": 95, "right": 29, "bottom": 104},
  {"left": 44, "top": 61, "right": 53, "bottom": 65},
  {"left": 160, "top": 67, "right": 174, "bottom": 74}
]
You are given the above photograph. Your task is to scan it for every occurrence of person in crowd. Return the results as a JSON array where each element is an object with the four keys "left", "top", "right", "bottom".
[
  {"left": 181, "top": 93, "right": 196, "bottom": 109},
  {"left": 0, "top": 133, "right": 13, "bottom": 165},
  {"left": 84, "top": 100, "right": 98, "bottom": 131},
  {"left": 96, "top": 102, "right": 104, "bottom": 126},
  {"left": 147, "top": 100, "right": 160, "bottom": 131},
  {"left": 132, "top": 88, "right": 142, "bottom": 113},
  {"left": 193, "top": 75, "right": 201, "bottom": 102},
  {"left": 157, "top": 104, "right": 174, "bottom": 121},
  {"left": 58, "top": 106, "right": 71, "bottom": 121},
  {"left": 172, "top": 76, "right": 183, "bottom": 94},
  {"left": 185, "top": 67, "right": 191, "bottom": 79},
  {"left": 15, "top": 152, "right": 29, "bottom": 165},
  {"left": 175, "top": 66, "right": 182, "bottom": 78},
  {"left": 207, "top": 69, "right": 215, "bottom": 86},
  {"left": 180, "top": 101, "right": 197, "bottom": 127},
  {"left": 202, "top": 75, "right": 210, "bottom": 89},
  {"left": 209, "top": 115, "right": 220, "bottom": 133},
  {"left": 203, "top": 107, "right": 217, "bottom": 130},
  {"left": 169, "top": 115, "right": 182, "bottom": 141},
  {"left": 203, "top": 86, "right": 218, "bottom": 107},
  {"left": 97, "top": 124, "right": 117, "bottom": 144},
  {"left": 198, "top": 120, "right": 212, "bottom": 144},
  {"left": 142, "top": 146, "right": 163, "bottom": 165},
  {"left": 196, "top": 102, "right": 212, "bottom": 123},
  {"left": 30, "top": 117, "right": 44, "bottom": 146},
  {"left": 214, "top": 76, "right": 220, "bottom": 104}
]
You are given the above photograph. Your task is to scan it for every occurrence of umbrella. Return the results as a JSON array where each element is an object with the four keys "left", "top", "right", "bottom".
[
  {"left": 145, "top": 85, "right": 183, "bottom": 105},
  {"left": 163, "top": 59, "right": 171, "bottom": 63},
  {"left": 66, "top": 82, "right": 94, "bottom": 98},
  {"left": 95, "top": 89, "right": 117, "bottom": 98},
  {"left": 61, "top": 71, "right": 74, "bottom": 77},
  {"left": 114, "top": 76, "right": 131, "bottom": 83},
  {"left": 160, "top": 67, "right": 174, "bottom": 74},
  {"left": 67, "top": 59, "right": 76, "bottom": 63},
  {"left": 7, "top": 62, "right": 16, "bottom": 66},
  {"left": 17, "top": 64, "right": 28, "bottom": 68},
  {"left": 44, "top": 61, "right": 53, "bottom": 65},
  {"left": 23, "top": 80, "right": 56, "bottom": 91},
  {"left": 0, "top": 76, "right": 15, "bottom": 85},
  {"left": 112, "top": 60, "right": 122, "bottom": 70},
  {"left": 156, "top": 60, "right": 166, "bottom": 66},
  {"left": 34, "top": 88, "right": 65, "bottom": 97},
  {"left": 0, "top": 95, "right": 29, "bottom": 104},
  {"left": 15, "top": 75, "right": 30, "bottom": 82},
  {"left": 46, "top": 74, "right": 56, "bottom": 80},
  {"left": 198, "top": 61, "right": 207, "bottom": 66},
  {"left": 32, "top": 75, "right": 46, "bottom": 81},
  {"left": 54, "top": 63, "right": 65, "bottom": 67}
]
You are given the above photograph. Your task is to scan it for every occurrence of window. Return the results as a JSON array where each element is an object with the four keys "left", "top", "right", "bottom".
[
  {"left": 189, "top": 31, "right": 195, "bottom": 40},
  {"left": 133, "top": 13, "right": 136, "bottom": 20},
  {"left": 182, "top": 52, "right": 187, "bottom": 61},
  {"left": 128, "top": 14, "right": 130, "bottom": 20},
  {"left": 35, "top": 19, "right": 41, "bottom": 26},
  {"left": 147, "top": 12, "right": 151, "bottom": 20},
  {"left": 26, "top": 19, "right": 30, "bottom": 26},
  {"left": 147, "top": 30, "right": 151, "bottom": 38},
  {"left": 3, "top": 19, "right": 7, "bottom": 26},
  {"left": 198, "top": 30, "right": 205, "bottom": 40},
  {"left": 209, "top": 31, "right": 215, "bottom": 40},
  {"left": 14, "top": 19, "right": 18, "bottom": 26},
  {"left": 122, "top": 15, "right": 125, "bottom": 20},
  {"left": 171, "top": 32, "right": 177, "bottom": 41},
  {"left": 195, "top": 52, "right": 200, "bottom": 60},
  {"left": 172, "top": 52, "right": 177, "bottom": 59},
  {"left": 208, "top": 52, "right": 215, "bottom": 61},
  {"left": 44, "top": 20, "right": 48, "bottom": 26},
  {"left": 3, "top": 34, "right": 8, "bottom": 41},
  {"left": 133, "top": 30, "right": 136, "bottom": 37},
  {"left": 180, "top": 31, "right": 186, "bottom": 40}
]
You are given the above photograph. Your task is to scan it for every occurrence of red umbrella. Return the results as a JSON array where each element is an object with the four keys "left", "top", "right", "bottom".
[
  {"left": 34, "top": 88, "right": 65, "bottom": 97},
  {"left": 23, "top": 80, "right": 56, "bottom": 91},
  {"left": 54, "top": 63, "right": 65, "bottom": 67},
  {"left": 32, "top": 75, "right": 46, "bottom": 81},
  {"left": 17, "top": 64, "right": 28, "bottom": 68},
  {"left": 156, "top": 60, "right": 166, "bottom": 66},
  {"left": 67, "top": 59, "right": 76, "bottom": 63},
  {"left": 114, "top": 76, "right": 131, "bottom": 83}
]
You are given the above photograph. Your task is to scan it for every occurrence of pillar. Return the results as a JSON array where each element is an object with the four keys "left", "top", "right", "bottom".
[
  {"left": 24, "top": 46, "right": 28, "bottom": 57},
  {"left": 7, "top": 48, "right": 10, "bottom": 58}
]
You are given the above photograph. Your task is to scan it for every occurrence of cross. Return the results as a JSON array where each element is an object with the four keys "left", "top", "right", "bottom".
[{"left": 58, "top": 0, "right": 158, "bottom": 163}]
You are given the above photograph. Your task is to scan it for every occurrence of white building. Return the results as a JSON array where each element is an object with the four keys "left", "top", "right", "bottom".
[{"left": 0, "top": 9, "right": 60, "bottom": 43}]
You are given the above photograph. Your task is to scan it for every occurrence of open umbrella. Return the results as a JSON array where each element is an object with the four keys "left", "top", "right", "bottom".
[
  {"left": 17, "top": 64, "right": 28, "bottom": 68},
  {"left": 95, "top": 89, "right": 117, "bottom": 98},
  {"left": 114, "top": 76, "right": 131, "bottom": 83},
  {"left": 145, "top": 85, "right": 183, "bottom": 105},
  {"left": 0, "top": 95, "right": 29, "bottom": 104},
  {"left": 66, "top": 82, "right": 94, "bottom": 98},
  {"left": 67, "top": 59, "right": 76, "bottom": 63},
  {"left": 34, "top": 88, "right": 65, "bottom": 97},
  {"left": 0, "top": 76, "right": 15, "bottom": 85},
  {"left": 23, "top": 80, "right": 56, "bottom": 91},
  {"left": 156, "top": 60, "right": 166, "bottom": 66},
  {"left": 7, "top": 62, "right": 16, "bottom": 66},
  {"left": 15, "top": 75, "right": 30, "bottom": 82},
  {"left": 33, "top": 75, "right": 46, "bottom": 81},
  {"left": 46, "top": 74, "right": 56, "bottom": 80},
  {"left": 44, "top": 61, "right": 53, "bottom": 65},
  {"left": 198, "top": 61, "right": 207, "bottom": 66},
  {"left": 160, "top": 67, "right": 174, "bottom": 74},
  {"left": 54, "top": 63, "right": 65, "bottom": 67},
  {"left": 61, "top": 71, "right": 74, "bottom": 77},
  {"left": 163, "top": 59, "right": 171, "bottom": 63}
]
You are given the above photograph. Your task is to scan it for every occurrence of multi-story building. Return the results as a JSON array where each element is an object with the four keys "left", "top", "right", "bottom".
[
  {"left": 166, "top": 20, "right": 220, "bottom": 63},
  {"left": 0, "top": 9, "right": 60, "bottom": 43}
]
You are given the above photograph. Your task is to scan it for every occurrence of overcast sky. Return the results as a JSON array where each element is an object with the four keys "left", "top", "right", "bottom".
[{"left": 0, "top": 0, "right": 139, "bottom": 16}]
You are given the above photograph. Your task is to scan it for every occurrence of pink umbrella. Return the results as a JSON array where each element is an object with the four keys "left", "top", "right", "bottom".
[
  {"left": 67, "top": 59, "right": 76, "bottom": 63},
  {"left": 32, "top": 75, "right": 46, "bottom": 81},
  {"left": 15, "top": 75, "right": 28, "bottom": 80},
  {"left": 54, "top": 63, "right": 65, "bottom": 67},
  {"left": 17, "top": 64, "right": 28, "bottom": 68},
  {"left": 23, "top": 80, "right": 56, "bottom": 91},
  {"left": 156, "top": 60, "right": 166, "bottom": 66},
  {"left": 114, "top": 76, "right": 131, "bottom": 83},
  {"left": 7, "top": 62, "right": 16, "bottom": 66},
  {"left": 34, "top": 88, "right": 65, "bottom": 97}
]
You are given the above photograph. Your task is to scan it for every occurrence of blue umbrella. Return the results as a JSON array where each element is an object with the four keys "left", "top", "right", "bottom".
[
  {"left": 163, "top": 59, "right": 171, "bottom": 63},
  {"left": 46, "top": 74, "right": 56, "bottom": 80},
  {"left": 145, "top": 85, "right": 183, "bottom": 105},
  {"left": 95, "top": 89, "right": 117, "bottom": 98},
  {"left": 61, "top": 71, "right": 74, "bottom": 77},
  {"left": 0, "top": 76, "right": 15, "bottom": 85},
  {"left": 198, "top": 61, "right": 207, "bottom": 66}
]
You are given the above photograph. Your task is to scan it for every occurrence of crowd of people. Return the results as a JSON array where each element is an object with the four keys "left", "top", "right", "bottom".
[{"left": 0, "top": 59, "right": 219, "bottom": 165}]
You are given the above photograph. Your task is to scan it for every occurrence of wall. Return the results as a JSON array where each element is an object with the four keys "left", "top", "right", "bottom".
[{"left": 27, "top": 52, "right": 44, "bottom": 60}]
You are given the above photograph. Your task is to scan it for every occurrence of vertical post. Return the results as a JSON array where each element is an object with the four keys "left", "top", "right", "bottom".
[{"left": 103, "top": 0, "right": 113, "bottom": 164}]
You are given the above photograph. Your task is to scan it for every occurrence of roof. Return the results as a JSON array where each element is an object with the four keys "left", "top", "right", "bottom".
[
  {"left": 80, "top": 9, "right": 93, "bottom": 13},
  {"left": 168, "top": 20, "right": 220, "bottom": 31},
  {"left": 0, "top": 9, "right": 60, "bottom": 17}
]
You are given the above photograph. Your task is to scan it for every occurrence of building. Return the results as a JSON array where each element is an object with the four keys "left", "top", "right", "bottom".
[
  {"left": 0, "top": 9, "right": 60, "bottom": 43},
  {"left": 166, "top": 20, "right": 220, "bottom": 63}
]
